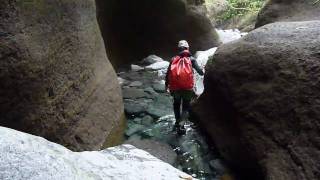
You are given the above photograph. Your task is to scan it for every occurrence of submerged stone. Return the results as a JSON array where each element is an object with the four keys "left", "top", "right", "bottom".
[
  {"left": 146, "top": 107, "right": 169, "bottom": 119},
  {"left": 152, "top": 83, "right": 166, "bottom": 93},
  {"left": 146, "top": 96, "right": 173, "bottom": 118},
  {"left": 141, "top": 116, "right": 176, "bottom": 141},
  {"left": 144, "top": 87, "right": 158, "bottom": 96},
  {"left": 132, "top": 118, "right": 142, "bottom": 124},
  {"left": 124, "top": 102, "right": 146, "bottom": 115},
  {"left": 122, "top": 88, "right": 149, "bottom": 99},
  {"left": 129, "top": 81, "right": 143, "bottom": 87},
  {"left": 141, "top": 115, "right": 154, "bottom": 126},
  {"left": 125, "top": 122, "right": 145, "bottom": 136}
]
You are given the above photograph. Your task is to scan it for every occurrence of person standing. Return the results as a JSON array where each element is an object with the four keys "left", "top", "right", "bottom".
[{"left": 165, "top": 40, "right": 204, "bottom": 130}]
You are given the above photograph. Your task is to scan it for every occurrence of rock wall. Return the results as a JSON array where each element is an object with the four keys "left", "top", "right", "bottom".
[
  {"left": 195, "top": 21, "right": 320, "bottom": 179},
  {"left": 96, "top": 0, "right": 219, "bottom": 68},
  {"left": 0, "top": 0, "right": 124, "bottom": 151},
  {"left": 256, "top": 0, "right": 320, "bottom": 27}
]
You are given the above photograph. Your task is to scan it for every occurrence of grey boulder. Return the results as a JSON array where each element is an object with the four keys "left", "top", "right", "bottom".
[
  {"left": 195, "top": 21, "right": 320, "bottom": 180},
  {"left": 0, "top": 127, "right": 192, "bottom": 180}
]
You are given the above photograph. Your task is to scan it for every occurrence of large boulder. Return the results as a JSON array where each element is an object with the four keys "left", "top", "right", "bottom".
[
  {"left": 0, "top": 127, "right": 193, "bottom": 180},
  {"left": 256, "top": 0, "right": 320, "bottom": 27},
  {"left": 0, "top": 0, "right": 124, "bottom": 151},
  {"left": 96, "top": 0, "right": 219, "bottom": 68},
  {"left": 194, "top": 21, "right": 320, "bottom": 179}
]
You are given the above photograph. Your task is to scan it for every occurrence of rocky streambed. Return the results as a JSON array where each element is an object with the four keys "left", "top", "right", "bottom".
[{"left": 118, "top": 52, "right": 231, "bottom": 180}]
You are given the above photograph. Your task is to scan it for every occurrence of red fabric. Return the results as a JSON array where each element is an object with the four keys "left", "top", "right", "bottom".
[{"left": 168, "top": 55, "right": 194, "bottom": 91}]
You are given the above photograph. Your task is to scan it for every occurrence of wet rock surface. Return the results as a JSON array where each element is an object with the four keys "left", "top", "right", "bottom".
[
  {"left": 118, "top": 57, "right": 231, "bottom": 179},
  {"left": 195, "top": 21, "right": 320, "bottom": 180},
  {"left": 0, "top": 0, "right": 123, "bottom": 151},
  {"left": 256, "top": 0, "right": 320, "bottom": 28},
  {"left": 125, "top": 139, "right": 177, "bottom": 165}
]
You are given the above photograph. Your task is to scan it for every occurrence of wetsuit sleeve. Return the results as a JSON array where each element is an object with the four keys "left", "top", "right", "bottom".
[
  {"left": 165, "top": 61, "right": 172, "bottom": 88},
  {"left": 191, "top": 57, "right": 204, "bottom": 75}
]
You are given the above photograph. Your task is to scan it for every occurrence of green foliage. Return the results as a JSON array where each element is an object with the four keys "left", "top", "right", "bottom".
[{"left": 217, "top": 0, "right": 265, "bottom": 21}]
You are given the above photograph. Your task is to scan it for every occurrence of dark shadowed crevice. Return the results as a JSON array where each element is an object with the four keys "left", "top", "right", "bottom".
[{"left": 95, "top": 0, "right": 219, "bottom": 69}]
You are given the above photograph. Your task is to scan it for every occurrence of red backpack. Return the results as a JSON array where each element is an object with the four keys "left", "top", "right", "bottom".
[{"left": 168, "top": 53, "right": 194, "bottom": 91}]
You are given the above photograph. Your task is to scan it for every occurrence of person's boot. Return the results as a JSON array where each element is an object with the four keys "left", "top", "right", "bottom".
[
  {"left": 177, "top": 121, "right": 186, "bottom": 135},
  {"left": 173, "top": 122, "right": 179, "bottom": 130},
  {"left": 173, "top": 117, "right": 180, "bottom": 131},
  {"left": 181, "top": 111, "right": 189, "bottom": 121}
]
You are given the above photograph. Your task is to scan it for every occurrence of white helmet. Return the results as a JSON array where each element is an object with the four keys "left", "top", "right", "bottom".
[{"left": 178, "top": 40, "right": 189, "bottom": 49}]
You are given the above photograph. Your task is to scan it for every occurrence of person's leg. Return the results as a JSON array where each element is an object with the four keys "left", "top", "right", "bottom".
[
  {"left": 181, "top": 90, "right": 194, "bottom": 120},
  {"left": 172, "top": 91, "right": 182, "bottom": 126},
  {"left": 182, "top": 99, "right": 191, "bottom": 118}
]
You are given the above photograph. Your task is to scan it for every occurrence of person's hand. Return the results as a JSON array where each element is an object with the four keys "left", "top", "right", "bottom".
[{"left": 165, "top": 86, "right": 170, "bottom": 93}]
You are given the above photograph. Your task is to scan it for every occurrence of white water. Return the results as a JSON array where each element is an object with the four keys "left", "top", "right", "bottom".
[
  {"left": 193, "top": 29, "right": 247, "bottom": 95},
  {"left": 216, "top": 29, "right": 248, "bottom": 44},
  {"left": 194, "top": 47, "right": 218, "bottom": 95}
]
